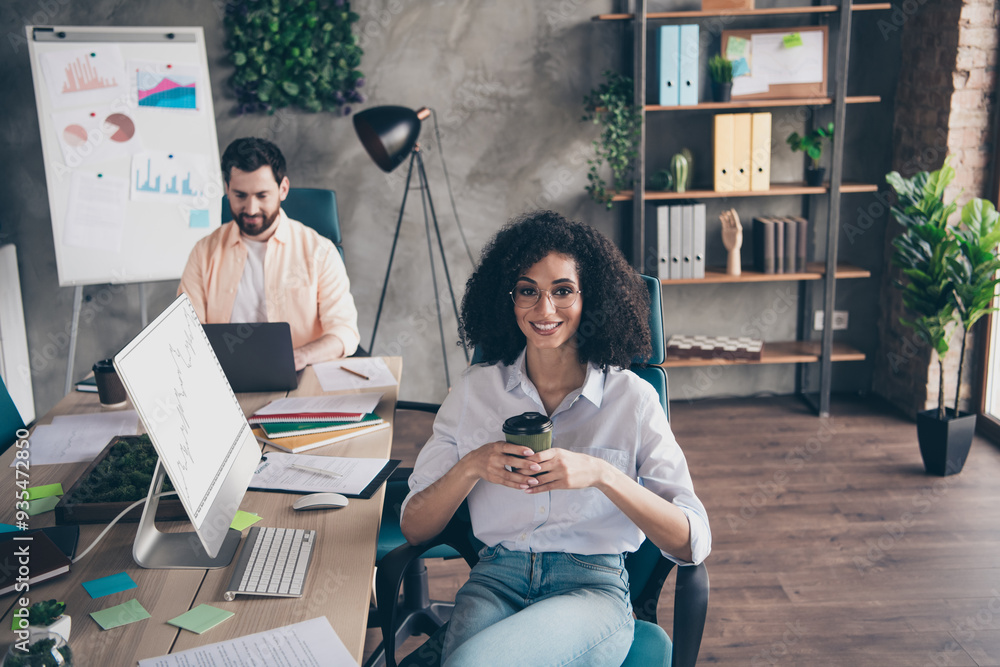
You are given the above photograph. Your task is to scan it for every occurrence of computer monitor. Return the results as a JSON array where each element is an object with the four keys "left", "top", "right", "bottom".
[{"left": 114, "top": 294, "right": 261, "bottom": 569}]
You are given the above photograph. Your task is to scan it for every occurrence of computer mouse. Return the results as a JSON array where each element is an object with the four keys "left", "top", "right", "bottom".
[{"left": 292, "top": 492, "right": 349, "bottom": 510}]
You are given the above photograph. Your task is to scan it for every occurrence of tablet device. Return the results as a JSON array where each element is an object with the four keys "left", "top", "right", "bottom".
[{"left": 203, "top": 322, "right": 299, "bottom": 392}]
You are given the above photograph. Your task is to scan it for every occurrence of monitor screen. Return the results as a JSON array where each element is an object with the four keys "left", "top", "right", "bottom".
[{"left": 115, "top": 294, "right": 260, "bottom": 563}]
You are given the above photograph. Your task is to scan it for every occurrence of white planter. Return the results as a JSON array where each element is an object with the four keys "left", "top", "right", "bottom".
[{"left": 28, "top": 614, "right": 71, "bottom": 642}]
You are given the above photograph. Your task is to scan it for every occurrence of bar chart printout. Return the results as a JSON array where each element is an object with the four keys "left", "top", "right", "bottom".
[
  {"left": 131, "top": 152, "right": 212, "bottom": 203},
  {"left": 40, "top": 47, "right": 128, "bottom": 109}
]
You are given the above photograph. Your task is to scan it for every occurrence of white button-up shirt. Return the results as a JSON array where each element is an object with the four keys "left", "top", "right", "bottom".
[{"left": 402, "top": 350, "right": 711, "bottom": 565}]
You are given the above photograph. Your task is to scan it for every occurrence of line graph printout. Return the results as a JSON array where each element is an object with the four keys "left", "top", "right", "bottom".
[
  {"left": 39, "top": 46, "right": 129, "bottom": 110},
  {"left": 114, "top": 295, "right": 249, "bottom": 529},
  {"left": 130, "top": 152, "right": 211, "bottom": 203},
  {"left": 131, "top": 60, "right": 200, "bottom": 110}
]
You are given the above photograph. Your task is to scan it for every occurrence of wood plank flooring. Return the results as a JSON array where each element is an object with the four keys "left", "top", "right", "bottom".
[{"left": 365, "top": 395, "right": 1000, "bottom": 666}]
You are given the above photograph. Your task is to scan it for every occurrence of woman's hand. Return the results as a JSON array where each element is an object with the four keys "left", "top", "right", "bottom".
[
  {"left": 460, "top": 442, "right": 545, "bottom": 490},
  {"left": 519, "top": 449, "right": 617, "bottom": 493}
]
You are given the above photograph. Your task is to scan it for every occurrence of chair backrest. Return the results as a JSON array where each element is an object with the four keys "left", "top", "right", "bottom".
[
  {"left": 0, "top": 376, "right": 24, "bottom": 455},
  {"left": 222, "top": 187, "right": 343, "bottom": 256}
]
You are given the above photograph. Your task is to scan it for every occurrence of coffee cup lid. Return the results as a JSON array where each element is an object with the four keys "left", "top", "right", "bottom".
[
  {"left": 502, "top": 412, "right": 552, "bottom": 435},
  {"left": 93, "top": 358, "right": 115, "bottom": 372}
]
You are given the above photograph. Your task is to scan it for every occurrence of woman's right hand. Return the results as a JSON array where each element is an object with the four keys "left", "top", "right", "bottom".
[{"left": 461, "top": 441, "right": 542, "bottom": 490}]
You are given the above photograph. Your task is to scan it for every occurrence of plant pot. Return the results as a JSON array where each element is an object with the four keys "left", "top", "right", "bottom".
[
  {"left": 711, "top": 81, "right": 732, "bottom": 103},
  {"left": 916, "top": 409, "right": 976, "bottom": 476},
  {"left": 28, "top": 615, "right": 71, "bottom": 643},
  {"left": 805, "top": 167, "right": 825, "bottom": 187}
]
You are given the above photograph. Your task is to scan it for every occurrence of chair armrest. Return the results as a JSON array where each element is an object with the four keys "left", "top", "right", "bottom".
[{"left": 672, "top": 563, "right": 709, "bottom": 667}]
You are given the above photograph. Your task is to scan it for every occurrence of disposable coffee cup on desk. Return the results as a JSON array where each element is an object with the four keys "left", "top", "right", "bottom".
[
  {"left": 92, "top": 359, "right": 127, "bottom": 408},
  {"left": 503, "top": 412, "right": 552, "bottom": 475}
]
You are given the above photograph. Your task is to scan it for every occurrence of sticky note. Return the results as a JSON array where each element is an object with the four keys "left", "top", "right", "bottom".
[
  {"left": 0, "top": 524, "right": 21, "bottom": 533},
  {"left": 83, "top": 572, "right": 137, "bottom": 599},
  {"left": 26, "top": 496, "right": 61, "bottom": 516},
  {"left": 189, "top": 209, "right": 210, "bottom": 228},
  {"left": 725, "top": 36, "right": 748, "bottom": 59},
  {"left": 26, "top": 483, "right": 64, "bottom": 500},
  {"left": 783, "top": 33, "right": 803, "bottom": 48},
  {"left": 230, "top": 511, "right": 262, "bottom": 531},
  {"left": 168, "top": 604, "right": 235, "bottom": 634},
  {"left": 90, "top": 599, "right": 150, "bottom": 630},
  {"left": 732, "top": 58, "right": 750, "bottom": 78}
]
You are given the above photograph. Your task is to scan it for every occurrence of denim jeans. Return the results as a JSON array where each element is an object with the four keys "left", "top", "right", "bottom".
[{"left": 441, "top": 545, "right": 635, "bottom": 667}]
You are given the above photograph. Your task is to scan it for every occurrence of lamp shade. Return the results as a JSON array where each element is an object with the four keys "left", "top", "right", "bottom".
[{"left": 353, "top": 105, "right": 428, "bottom": 173}]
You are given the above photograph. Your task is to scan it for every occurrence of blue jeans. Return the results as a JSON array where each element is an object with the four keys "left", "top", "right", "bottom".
[{"left": 441, "top": 545, "right": 635, "bottom": 667}]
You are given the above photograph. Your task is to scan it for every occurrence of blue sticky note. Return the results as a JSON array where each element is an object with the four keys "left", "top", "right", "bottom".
[
  {"left": 732, "top": 58, "right": 750, "bottom": 78},
  {"left": 189, "top": 209, "right": 209, "bottom": 228},
  {"left": 0, "top": 524, "right": 20, "bottom": 533},
  {"left": 83, "top": 572, "right": 137, "bottom": 599}
]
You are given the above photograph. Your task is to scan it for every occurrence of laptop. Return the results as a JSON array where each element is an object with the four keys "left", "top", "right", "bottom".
[{"left": 203, "top": 322, "right": 299, "bottom": 392}]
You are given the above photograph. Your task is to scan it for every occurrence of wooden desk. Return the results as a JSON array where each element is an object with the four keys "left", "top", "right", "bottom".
[{"left": 0, "top": 358, "right": 401, "bottom": 665}]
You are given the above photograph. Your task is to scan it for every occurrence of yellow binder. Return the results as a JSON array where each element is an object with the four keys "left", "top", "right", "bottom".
[
  {"left": 732, "top": 113, "right": 752, "bottom": 192},
  {"left": 750, "top": 112, "right": 772, "bottom": 191},
  {"left": 713, "top": 114, "right": 735, "bottom": 193}
]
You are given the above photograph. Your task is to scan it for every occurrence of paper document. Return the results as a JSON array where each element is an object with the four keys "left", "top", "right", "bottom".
[
  {"left": 253, "top": 392, "right": 384, "bottom": 418},
  {"left": 139, "top": 616, "right": 355, "bottom": 667},
  {"left": 15, "top": 411, "right": 139, "bottom": 466},
  {"left": 750, "top": 32, "right": 824, "bottom": 85},
  {"left": 252, "top": 452, "right": 397, "bottom": 497},
  {"left": 313, "top": 358, "right": 398, "bottom": 392},
  {"left": 63, "top": 171, "right": 129, "bottom": 251}
]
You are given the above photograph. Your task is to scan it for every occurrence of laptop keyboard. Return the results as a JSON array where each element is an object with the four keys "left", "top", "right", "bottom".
[{"left": 223, "top": 526, "right": 315, "bottom": 601}]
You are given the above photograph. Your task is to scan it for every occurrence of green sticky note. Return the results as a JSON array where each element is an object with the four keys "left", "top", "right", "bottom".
[
  {"left": 230, "top": 511, "right": 262, "bottom": 531},
  {"left": 168, "top": 604, "right": 235, "bottom": 634},
  {"left": 725, "top": 36, "right": 748, "bottom": 59},
  {"left": 26, "top": 496, "right": 61, "bottom": 516},
  {"left": 90, "top": 599, "right": 150, "bottom": 630},
  {"left": 783, "top": 32, "right": 803, "bottom": 48},
  {"left": 26, "top": 483, "right": 64, "bottom": 500}
]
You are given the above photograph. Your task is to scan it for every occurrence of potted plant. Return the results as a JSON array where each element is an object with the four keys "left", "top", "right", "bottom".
[
  {"left": 786, "top": 122, "right": 834, "bottom": 186},
  {"left": 4, "top": 600, "right": 72, "bottom": 666},
  {"left": 886, "top": 160, "right": 1000, "bottom": 475},
  {"left": 708, "top": 54, "right": 733, "bottom": 103},
  {"left": 583, "top": 71, "right": 643, "bottom": 209},
  {"left": 26, "top": 600, "right": 70, "bottom": 642}
]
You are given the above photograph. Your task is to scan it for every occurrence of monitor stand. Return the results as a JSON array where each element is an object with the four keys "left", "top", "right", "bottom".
[{"left": 133, "top": 460, "right": 242, "bottom": 569}]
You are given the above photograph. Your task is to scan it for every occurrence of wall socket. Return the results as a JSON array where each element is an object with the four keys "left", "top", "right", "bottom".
[{"left": 813, "top": 310, "right": 849, "bottom": 331}]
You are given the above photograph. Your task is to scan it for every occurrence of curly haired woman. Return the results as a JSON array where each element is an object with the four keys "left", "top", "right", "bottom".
[{"left": 400, "top": 210, "right": 710, "bottom": 667}]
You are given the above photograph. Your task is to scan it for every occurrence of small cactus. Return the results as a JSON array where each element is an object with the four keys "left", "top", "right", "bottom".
[{"left": 671, "top": 152, "right": 690, "bottom": 194}]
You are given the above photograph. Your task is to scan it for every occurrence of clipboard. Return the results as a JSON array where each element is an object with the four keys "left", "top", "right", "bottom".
[
  {"left": 250, "top": 453, "right": 400, "bottom": 499},
  {"left": 722, "top": 26, "right": 828, "bottom": 99}
]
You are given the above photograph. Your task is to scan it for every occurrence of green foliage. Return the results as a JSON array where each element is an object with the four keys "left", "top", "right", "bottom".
[
  {"left": 65, "top": 436, "right": 172, "bottom": 504},
  {"left": 3, "top": 637, "right": 72, "bottom": 666},
  {"left": 786, "top": 122, "right": 834, "bottom": 168},
  {"left": 27, "top": 600, "right": 65, "bottom": 628},
  {"left": 708, "top": 54, "right": 733, "bottom": 83},
  {"left": 583, "top": 71, "right": 642, "bottom": 209},
  {"left": 224, "top": 0, "right": 364, "bottom": 115}
]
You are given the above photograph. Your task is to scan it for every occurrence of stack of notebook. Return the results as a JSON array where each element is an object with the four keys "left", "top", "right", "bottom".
[{"left": 249, "top": 393, "right": 389, "bottom": 453}]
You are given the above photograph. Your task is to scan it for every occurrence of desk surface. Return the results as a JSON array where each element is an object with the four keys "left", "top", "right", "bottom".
[{"left": 0, "top": 358, "right": 401, "bottom": 665}]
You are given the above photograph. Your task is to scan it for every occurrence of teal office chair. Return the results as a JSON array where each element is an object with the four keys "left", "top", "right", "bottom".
[
  {"left": 222, "top": 187, "right": 344, "bottom": 259},
  {"left": 1, "top": 376, "right": 25, "bottom": 455},
  {"left": 374, "top": 274, "right": 709, "bottom": 667}
]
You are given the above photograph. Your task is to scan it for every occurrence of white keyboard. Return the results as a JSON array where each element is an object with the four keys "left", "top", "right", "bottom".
[{"left": 224, "top": 526, "right": 315, "bottom": 601}]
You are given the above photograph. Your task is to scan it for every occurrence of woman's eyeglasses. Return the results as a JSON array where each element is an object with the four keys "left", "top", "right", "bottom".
[{"left": 510, "top": 284, "right": 582, "bottom": 309}]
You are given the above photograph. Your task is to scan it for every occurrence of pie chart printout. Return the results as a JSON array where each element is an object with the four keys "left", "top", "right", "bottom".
[
  {"left": 63, "top": 124, "right": 88, "bottom": 147},
  {"left": 105, "top": 113, "right": 135, "bottom": 142}
]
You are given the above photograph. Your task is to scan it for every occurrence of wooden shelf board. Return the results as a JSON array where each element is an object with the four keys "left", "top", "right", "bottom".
[
  {"left": 660, "top": 341, "right": 865, "bottom": 367},
  {"left": 646, "top": 95, "right": 881, "bottom": 111},
  {"left": 611, "top": 182, "right": 879, "bottom": 201},
  {"left": 660, "top": 263, "right": 870, "bottom": 285},
  {"left": 593, "top": 4, "right": 890, "bottom": 20}
]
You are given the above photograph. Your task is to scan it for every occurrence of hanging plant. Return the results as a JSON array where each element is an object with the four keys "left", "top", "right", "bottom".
[
  {"left": 583, "top": 71, "right": 642, "bottom": 209},
  {"left": 224, "top": 0, "right": 365, "bottom": 115}
]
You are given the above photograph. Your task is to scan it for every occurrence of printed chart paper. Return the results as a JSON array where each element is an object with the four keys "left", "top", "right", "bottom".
[
  {"left": 131, "top": 60, "right": 201, "bottom": 110},
  {"left": 39, "top": 46, "right": 129, "bottom": 110},
  {"left": 51, "top": 106, "right": 141, "bottom": 167},
  {"left": 131, "top": 152, "right": 211, "bottom": 203},
  {"left": 62, "top": 171, "right": 129, "bottom": 251}
]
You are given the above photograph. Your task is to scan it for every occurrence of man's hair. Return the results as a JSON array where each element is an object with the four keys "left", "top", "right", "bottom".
[
  {"left": 459, "top": 210, "right": 652, "bottom": 369},
  {"left": 221, "top": 137, "right": 287, "bottom": 185}
]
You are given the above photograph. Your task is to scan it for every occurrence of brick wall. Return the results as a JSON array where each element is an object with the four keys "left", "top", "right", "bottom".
[{"left": 873, "top": 0, "right": 998, "bottom": 418}]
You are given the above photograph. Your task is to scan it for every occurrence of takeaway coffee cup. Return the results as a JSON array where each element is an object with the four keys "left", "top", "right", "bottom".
[
  {"left": 93, "top": 359, "right": 127, "bottom": 408},
  {"left": 502, "top": 412, "right": 553, "bottom": 453}
]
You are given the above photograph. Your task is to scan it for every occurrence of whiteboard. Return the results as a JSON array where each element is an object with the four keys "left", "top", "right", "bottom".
[{"left": 26, "top": 26, "right": 222, "bottom": 287}]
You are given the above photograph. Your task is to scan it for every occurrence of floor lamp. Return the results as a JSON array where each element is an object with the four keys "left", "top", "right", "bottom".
[{"left": 353, "top": 105, "right": 469, "bottom": 388}]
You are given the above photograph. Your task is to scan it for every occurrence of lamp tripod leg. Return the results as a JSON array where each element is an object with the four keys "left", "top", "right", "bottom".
[{"left": 418, "top": 161, "right": 451, "bottom": 389}]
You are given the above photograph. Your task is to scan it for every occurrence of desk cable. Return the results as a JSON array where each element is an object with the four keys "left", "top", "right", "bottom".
[{"left": 71, "top": 491, "right": 177, "bottom": 564}]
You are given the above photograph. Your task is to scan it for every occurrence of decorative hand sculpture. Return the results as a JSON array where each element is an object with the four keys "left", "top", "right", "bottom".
[{"left": 721, "top": 208, "right": 743, "bottom": 276}]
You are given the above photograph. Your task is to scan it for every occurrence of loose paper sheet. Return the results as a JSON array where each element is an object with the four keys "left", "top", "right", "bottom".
[
  {"left": 252, "top": 452, "right": 392, "bottom": 496},
  {"left": 313, "top": 358, "right": 398, "bottom": 392},
  {"left": 130, "top": 60, "right": 202, "bottom": 111},
  {"left": 62, "top": 171, "right": 129, "bottom": 251},
  {"left": 749, "top": 31, "right": 824, "bottom": 85},
  {"left": 130, "top": 152, "right": 212, "bottom": 203},
  {"left": 39, "top": 47, "right": 129, "bottom": 110},
  {"left": 51, "top": 106, "right": 142, "bottom": 168},
  {"left": 139, "top": 616, "right": 355, "bottom": 667},
  {"left": 253, "top": 393, "right": 384, "bottom": 418},
  {"left": 14, "top": 410, "right": 139, "bottom": 466}
]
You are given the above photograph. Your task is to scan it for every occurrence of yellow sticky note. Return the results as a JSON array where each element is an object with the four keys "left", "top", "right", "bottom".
[
  {"left": 26, "top": 483, "right": 64, "bottom": 500},
  {"left": 783, "top": 33, "right": 803, "bottom": 48},
  {"left": 230, "top": 511, "right": 262, "bottom": 531}
]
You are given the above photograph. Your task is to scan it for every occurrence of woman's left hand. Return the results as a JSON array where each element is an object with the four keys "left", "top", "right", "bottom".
[{"left": 520, "top": 449, "right": 617, "bottom": 492}]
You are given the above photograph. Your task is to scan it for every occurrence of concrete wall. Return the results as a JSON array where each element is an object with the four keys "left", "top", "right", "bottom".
[{"left": 1, "top": 0, "right": 901, "bottom": 419}]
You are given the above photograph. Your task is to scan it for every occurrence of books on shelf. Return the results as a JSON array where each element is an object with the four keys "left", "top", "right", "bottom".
[
  {"left": 656, "top": 203, "right": 706, "bottom": 280},
  {"left": 753, "top": 216, "right": 809, "bottom": 274},
  {"left": 253, "top": 421, "right": 391, "bottom": 454},
  {"left": 259, "top": 413, "right": 385, "bottom": 439}
]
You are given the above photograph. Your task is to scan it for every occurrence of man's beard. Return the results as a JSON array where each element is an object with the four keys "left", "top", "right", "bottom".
[{"left": 235, "top": 208, "right": 279, "bottom": 236}]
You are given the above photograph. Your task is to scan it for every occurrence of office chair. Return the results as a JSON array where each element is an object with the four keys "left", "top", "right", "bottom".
[
  {"left": 374, "top": 274, "right": 709, "bottom": 667},
  {"left": 222, "top": 187, "right": 344, "bottom": 258},
  {"left": 1, "top": 375, "right": 25, "bottom": 456}
]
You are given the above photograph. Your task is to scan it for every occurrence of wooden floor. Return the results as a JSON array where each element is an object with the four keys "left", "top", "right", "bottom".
[{"left": 365, "top": 395, "right": 1000, "bottom": 666}]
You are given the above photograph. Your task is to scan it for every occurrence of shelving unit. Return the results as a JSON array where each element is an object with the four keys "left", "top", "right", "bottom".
[{"left": 595, "top": 1, "right": 889, "bottom": 416}]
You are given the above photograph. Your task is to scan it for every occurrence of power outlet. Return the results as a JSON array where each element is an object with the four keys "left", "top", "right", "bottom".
[{"left": 813, "top": 310, "right": 849, "bottom": 331}]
